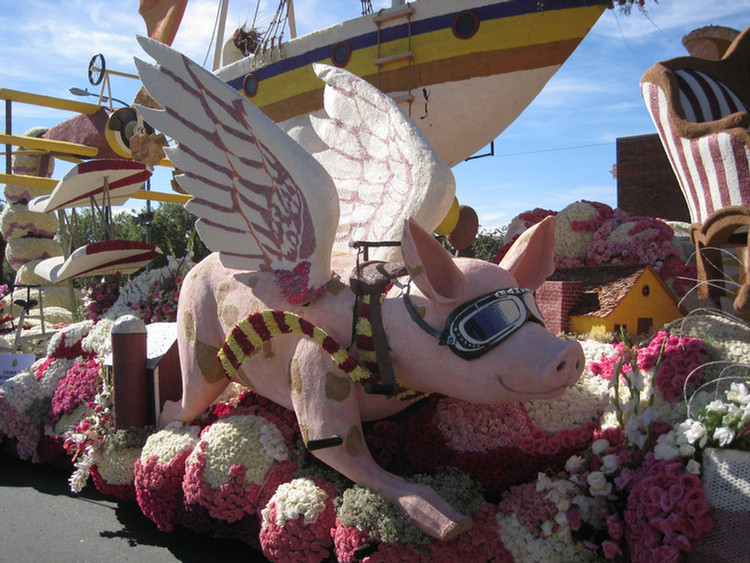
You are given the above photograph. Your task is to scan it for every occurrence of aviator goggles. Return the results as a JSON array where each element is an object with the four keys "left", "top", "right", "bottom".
[{"left": 403, "top": 280, "right": 545, "bottom": 360}]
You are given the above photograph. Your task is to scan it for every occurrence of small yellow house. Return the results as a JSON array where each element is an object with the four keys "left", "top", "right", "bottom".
[{"left": 540, "top": 265, "right": 685, "bottom": 338}]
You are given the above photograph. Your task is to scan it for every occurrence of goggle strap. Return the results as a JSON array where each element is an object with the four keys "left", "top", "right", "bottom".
[{"left": 403, "top": 280, "right": 444, "bottom": 341}]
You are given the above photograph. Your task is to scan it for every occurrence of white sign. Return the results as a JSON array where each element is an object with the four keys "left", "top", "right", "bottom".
[{"left": 0, "top": 354, "right": 35, "bottom": 384}]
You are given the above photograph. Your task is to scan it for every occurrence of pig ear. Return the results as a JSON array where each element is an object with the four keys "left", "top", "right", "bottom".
[
  {"left": 498, "top": 215, "right": 556, "bottom": 290},
  {"left": 401, "top": 217, "right": 467, "bottom": 304}
]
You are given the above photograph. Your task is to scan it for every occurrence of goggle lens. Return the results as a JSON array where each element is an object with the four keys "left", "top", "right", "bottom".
[
  {"left": 403, "top": 281, "right": 545, "bottom": 361},
  {"left": 461, "top": 299, "right": 522, "bottom": 342}
]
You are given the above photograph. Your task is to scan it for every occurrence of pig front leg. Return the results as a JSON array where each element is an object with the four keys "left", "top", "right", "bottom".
[{"left": 289, "top": 339, "right": 472, "bottom": 541}]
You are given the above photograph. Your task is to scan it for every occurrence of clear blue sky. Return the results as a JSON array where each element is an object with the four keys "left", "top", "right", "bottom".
[{"left": 2, "top": 0, "right": 749, "bottom": 230}]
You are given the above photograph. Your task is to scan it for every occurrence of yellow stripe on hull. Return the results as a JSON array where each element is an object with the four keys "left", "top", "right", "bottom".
[
  {"left": 220, "top": 3, "right": 603, "bottom": 165},
  {"left": 238, "top": 5, "right": 601, "bottom": 116}
]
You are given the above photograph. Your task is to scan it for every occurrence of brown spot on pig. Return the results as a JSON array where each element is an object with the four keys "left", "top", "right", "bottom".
[
  {"left": 288, "top": 358, "right": 304, "bottom": 395},
  {"left": 221, "top": 303, "right": 239, "bottom": 328},
  {"left": 183, "top": 310, "right": 196, "bottom": 342},
  {"left": 195, "top": 340, "right": 225, "bottom": 384},
  {"left": 299, "top": 420, "right": 312, "bottom": 446},
  {"left": 215, "top": 279, "right": 231, "bottom": 306},
  {"left": 325, "top": 371, "right": 351, "bottom": 402},
  {"left": 345, "top": 425, "right": 365, "bottom": 457},
  {"left": 262, "top": 341, "right": 274, "bottom": 359},
  {"left": 326, "top": 278, "right": 347, "bottom": 296}
]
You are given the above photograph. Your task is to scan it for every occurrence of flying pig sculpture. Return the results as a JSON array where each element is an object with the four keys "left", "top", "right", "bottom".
[{"left": 134, "top": 37, "right": 585, "bottom": 541}]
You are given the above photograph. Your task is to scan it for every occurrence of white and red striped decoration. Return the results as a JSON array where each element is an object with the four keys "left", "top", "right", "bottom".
[{"left": 641, "top": 69, "right": 750, "bottom": 224}]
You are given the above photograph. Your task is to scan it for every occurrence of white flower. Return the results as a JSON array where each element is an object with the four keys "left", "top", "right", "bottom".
[
  {"left": 706, "top": 400, "right": 728, "bottom": 414},
  {"left": 686, "top": 459, "right": 701, "bottom": 475},
  {"left": 261, "top": 478, "right": 329, "bottom": 528},
  {"left": 565, "top": 455, "right": 585, "bottom": 472},
  {"left": 728, "top": 382, "right": 750, "bottom": 405},
  {"left": 629, "top": 368, "right": 645, "bottom": 392},
  {"left": 586, "top": 471, "right": 612, "bottom": 495},
  {"left": 601, "top": 454, "right": 619, "bottom": 474},
  {"left": 591, "top": 439, "right": 610, "bottom": 456},
  {"left": 654, "top": 432, "right": 679, "bottom": 460},
  {"left": 678, "top": 443, "right": 696, "bottom": 457},
  {"left": 536, "top": 472, "right": 554, "bottom": 492},
  {"left": 196, "top": 415, "right": 289, "bottom": 488},
  {"left": 141, "top": 421, "right": 200, "bottom": 465},
  {"left": 713, "top": 426, "right": 735, "bottom": 447},
  {"left": 678, "top": 419, "right": 708, "bottom": 447},
  {"left": 555, "top": 497, "right": 571, "bottom": 514}
]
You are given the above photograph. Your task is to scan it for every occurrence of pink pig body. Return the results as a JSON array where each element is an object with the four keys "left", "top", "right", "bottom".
[{"left": 161, "top": 216, "right": 584, "bottom": 540}]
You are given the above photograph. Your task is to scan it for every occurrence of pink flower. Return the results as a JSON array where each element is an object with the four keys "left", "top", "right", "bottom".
[
  {"left": 602, "top": 539, "right": 622, "bottom": 559},
  {"left": 625, "top": 453, "right": 712, "bottom": 562},
  {"left": 606, "top": 514, "right": 625, "bottom": 540},
  {"left": 567, "top": 508, "right": 582, "bottom": 531}
]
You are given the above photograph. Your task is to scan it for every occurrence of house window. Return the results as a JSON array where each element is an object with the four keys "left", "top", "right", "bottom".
[{"left": 641, "top": 285, "right": 650, "bottom": 297}]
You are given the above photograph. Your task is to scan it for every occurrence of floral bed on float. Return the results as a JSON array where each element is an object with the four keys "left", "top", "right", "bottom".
[{"left": 1, "top": 204, "right": 749, "bottom": 563}]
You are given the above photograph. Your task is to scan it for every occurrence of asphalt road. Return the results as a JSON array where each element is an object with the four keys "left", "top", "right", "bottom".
[{"left": 0, "top": 450, "right": 271, "bottom": 563}]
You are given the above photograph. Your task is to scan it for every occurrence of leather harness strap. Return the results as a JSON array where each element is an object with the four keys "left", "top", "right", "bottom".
[{"left": 349, "top": 260, "right": 408, "bottom": 397}]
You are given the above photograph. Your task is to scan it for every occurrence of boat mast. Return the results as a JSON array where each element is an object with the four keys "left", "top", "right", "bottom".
[
  {"left": 288, "top": 0, "right": 297, "bottom": 39},
  {"left": 212, "top": 0, "right": 230, "bottom": 70}
]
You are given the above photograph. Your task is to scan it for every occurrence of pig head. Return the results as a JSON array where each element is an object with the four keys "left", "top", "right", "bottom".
[
  {"left": 161, "top": 215, "right": 583, "bottom": 540},
  {"left": 387, "top": 215, "right": 584, "bottom": 404}
]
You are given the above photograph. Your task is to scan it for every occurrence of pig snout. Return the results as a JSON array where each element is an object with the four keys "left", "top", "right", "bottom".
[
  {"left": 553, "top": 339, "right": 585, "bottom": 388},
  {"left": 494, "top": 328, "right": 585, "bottom": 400}
]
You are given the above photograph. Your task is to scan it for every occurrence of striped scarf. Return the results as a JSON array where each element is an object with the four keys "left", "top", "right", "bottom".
[{"left": 218, "top": 305, "right": 428, "bottom": 402}]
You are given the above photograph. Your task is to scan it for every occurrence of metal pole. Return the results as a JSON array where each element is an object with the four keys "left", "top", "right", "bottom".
[
  {"left": 212, "top": 0, "right": 230, "bottom": 71},
  {"left": 5, "top": 99, "right": 11, "bottom": 174},
  {"left": 287, "top": 0, "right": 297, "bottom": 39},
  {"left": 57, "top": 209, "right": 79, "bottom": 317}
]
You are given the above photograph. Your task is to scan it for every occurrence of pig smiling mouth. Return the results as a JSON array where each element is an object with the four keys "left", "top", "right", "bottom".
[{"left": 496, "top": 375, "right": 571, "bottom": 397}]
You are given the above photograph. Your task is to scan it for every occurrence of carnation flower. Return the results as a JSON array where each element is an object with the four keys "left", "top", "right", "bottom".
[
  {"left": 81, "top": 272, "right": 122, "bottom": 321},
  {"left": 105, "top": 255, "right": 192, "bottom": 323},
  {"left": 624, "top": 454, "right": 712, "bottom": 563},
  {"left": 182, "top": 409, "right": 295, "bottom": 523},
  {"left": 135, "top": 422, "right": 201, "bottom": 532},
  {"left": 259, "top": 477, "right": 337, "bottom": 563},
  {"left": 555, "top": 201, "right": 616, "bottom": 261},
  {"left": 497, "top": 480, "right": 596, "bottom": 563}
]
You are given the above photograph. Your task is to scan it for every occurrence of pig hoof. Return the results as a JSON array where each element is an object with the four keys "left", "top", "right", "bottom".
[
  {"left": 158, "top": 399, "right": 182, "bottom": 427},
  {"left": 440, "top": 516, "right": 473, "bottom": 541}
]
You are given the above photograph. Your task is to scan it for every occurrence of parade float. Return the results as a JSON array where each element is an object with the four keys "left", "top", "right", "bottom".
[{"left": 1, "top": 1, "right": 749, "bottom": 562}]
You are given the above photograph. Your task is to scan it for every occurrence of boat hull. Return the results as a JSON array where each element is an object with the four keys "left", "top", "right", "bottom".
[{"left": 216, "top": 0, "right": 605, "bottom": 166}]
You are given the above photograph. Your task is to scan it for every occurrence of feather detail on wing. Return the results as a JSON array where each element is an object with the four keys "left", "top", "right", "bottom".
[
  {"left": 133, "top": 36, "right": 338, "bottom": 303},
  {"left": 307, "top": 63, "right": 455, "bottom": 261}
]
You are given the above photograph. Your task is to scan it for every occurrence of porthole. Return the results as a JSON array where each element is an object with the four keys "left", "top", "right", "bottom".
[
  {"left": 641, "top": 285, "right": 650, "bottom": 297},
  {"left": 243, "top": 73, "right": 259, "bottom": 97},
  {"left": 452, "top": 10, "right": 480, "bottom": 40},
  {"left": 331, "top": 41, "right": 352, "bottom": 67}
]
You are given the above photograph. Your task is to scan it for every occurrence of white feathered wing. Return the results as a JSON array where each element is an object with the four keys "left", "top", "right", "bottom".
[
  {"left": 134, "top": 36, "right": 338, "bottom": 303},
  {"left": 289, "top": 64, "right": 456, "bottom": 262}
]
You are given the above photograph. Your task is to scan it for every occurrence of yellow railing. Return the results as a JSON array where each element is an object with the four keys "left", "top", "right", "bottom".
[
  {"left": 0, "top": 132, "right": 99, "bottom": 158},
  {"left": 0, "top": 172, "right": 191, "bottom": 205},
  {"left": 0, "top": 88, "right": 102, "bottom": 115}
]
